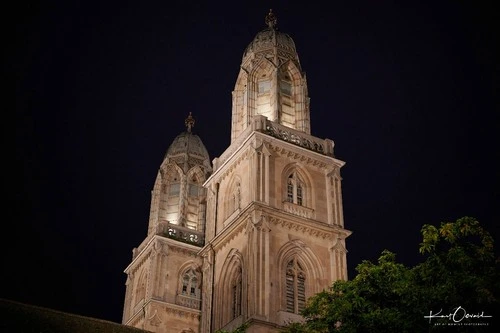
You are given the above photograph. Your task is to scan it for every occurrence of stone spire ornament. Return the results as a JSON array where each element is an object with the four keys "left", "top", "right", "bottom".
[
  {"left": 185, "top": 112, "right": 195, "bottom": 133},
  {"left": 265, "top": 9, "right": 277, "bottom": 29}
]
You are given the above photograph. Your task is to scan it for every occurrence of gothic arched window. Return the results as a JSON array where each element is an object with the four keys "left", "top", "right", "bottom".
[
  {"left": 186, "top": 169, "right": 206, "bottom": 231},
  {"left": 285, "top": 258, "right": 306, "bottom": 314},
  {"left": 181, "top": 269, "right": 199, "bottom": 297},
  {"left": 177, "top": 267, "right": 202, "bottom": 310},
  {"left": 280, "top": 71, "right": 295, "bottom": 129},
  {"left": 287, "top": 172, "right": 304, "bottom": 206}
]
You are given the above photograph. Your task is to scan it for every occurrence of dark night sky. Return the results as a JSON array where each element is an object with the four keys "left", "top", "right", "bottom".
[{"left": 11, "top": 0, "right": 499, "bottom": 325}]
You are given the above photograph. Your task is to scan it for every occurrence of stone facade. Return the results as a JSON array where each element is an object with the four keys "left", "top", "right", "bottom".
[{"left": 122, "top": 10, "right": 351, "bottom": 333}]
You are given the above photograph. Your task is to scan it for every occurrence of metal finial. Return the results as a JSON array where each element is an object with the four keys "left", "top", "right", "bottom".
[
  {"left": 185, "top": 112, "right": 195, "bottom": 132},
  {"left": 265, "top": 9, "right": 277, "bottom": 29}
]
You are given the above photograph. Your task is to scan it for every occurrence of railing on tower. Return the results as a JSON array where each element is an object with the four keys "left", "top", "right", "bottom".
[
  {"left": 264, "top": 119, "right": 334, "bottom": 157},
  {"left": 214, "top": 115, "right": 334, "bottom": 171},
  {"left": 155, "top": 220, "right": 205, "bottom": 247}
]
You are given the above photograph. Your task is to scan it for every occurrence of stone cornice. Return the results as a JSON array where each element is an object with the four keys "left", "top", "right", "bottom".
[
  {"left": 124, "top": 235, "right": 200, "bottom": 274},
  {"left": 202, "top": 203, "right": 351, "bottom": 255},
  {"left": 257, "top": 203, "right": 352, "bottom": 240},
  {"left": 266, "top": 138, "right": 345, "bottom": 170},
  {"left": 206, "top": 116, "right": 345, "bottom": 186},
  {"left": 270, "top": 215, "right": 351, "bottom": 240},
  {"left": 149, "top": 299, "right": 201, "bottom": 320}
]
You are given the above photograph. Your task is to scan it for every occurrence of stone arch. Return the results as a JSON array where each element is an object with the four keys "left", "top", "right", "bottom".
[
  {"left": 281, "top": 163, "right": 315, "bottom": 209},
  {"left": 176, "top": 261, "right": 202, "bottom": 310},
  {"left": 215, "top": 249, "right": 245, "bottom": 329},
  {"left": 250, "top": 57, "right": 277, "bottom": 122},
  {"left": 187, "top": 165, "right": 206, "bottom": 184},
  {"left": 279, "top": 60, "right": 309, "bottom": 134},
  {"left": 159, "top": 163, "right": 183, "bottom": 224},
  {"left": 277, "top": 240, "right": 323, "bottom": 313}
]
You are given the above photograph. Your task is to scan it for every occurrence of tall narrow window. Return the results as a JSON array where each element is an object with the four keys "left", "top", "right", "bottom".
[
  {"left": 287, "top": 179, "right": 294, "bottom": 202},
  {"left": 165, "top": 166, "right": 181, "bottom": 223},
  {"left": 296, "top": 183, "right": 303, "bottom": 206},
  {"left": 257, "top": 77, "right": 272, "bottom": 118},
  {"left": 286, "top": 173, "right": 305, "bottom": 206},
  {"left": 232, "top": 267, "right": 242, "bottom": 319},
  {"left": 280, "top": 72, "right": 295, "bottom": 128},
  {"left": 285, "top": 258, "right": 306, "bottom": 314}
]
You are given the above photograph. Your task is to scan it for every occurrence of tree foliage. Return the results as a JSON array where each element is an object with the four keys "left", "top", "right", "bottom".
[{"left": 281, "top": 217, "right": 499, "bottom": 333}]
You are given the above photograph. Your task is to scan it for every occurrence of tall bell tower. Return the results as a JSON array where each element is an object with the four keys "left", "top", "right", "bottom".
[
  {"left": 122, "top": 113, "right": 212, "bottom": 333},
  {"left": 122, "top": 10, "right": 350, "bottom": 333},
  {"left": 200, "top": 10, "right": 351, "bottom": 333}
]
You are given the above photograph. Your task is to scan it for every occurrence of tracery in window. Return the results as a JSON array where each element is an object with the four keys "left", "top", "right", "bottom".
[
  {"left": 181, "top": 269, "right": 199, "bottom": 297},
  {"left": 286, "top": 172, "right": 304, "bottom": 206},
  {"left": 285, "top": 258, "right": 306, "bottom": 314}
]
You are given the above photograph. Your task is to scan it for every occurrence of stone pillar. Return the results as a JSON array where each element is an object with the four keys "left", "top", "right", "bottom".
[{"left": 201, "top": 246, "right": 214, "bottom": 333}]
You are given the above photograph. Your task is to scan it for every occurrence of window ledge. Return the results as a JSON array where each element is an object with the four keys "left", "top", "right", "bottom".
[{"left": 283, "top": 201, "right": 314, "bottom": 219}]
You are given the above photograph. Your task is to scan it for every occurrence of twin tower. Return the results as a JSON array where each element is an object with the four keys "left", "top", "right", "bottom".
[{"left": 122, "top": 10, "right": 351, "bottom": 333}]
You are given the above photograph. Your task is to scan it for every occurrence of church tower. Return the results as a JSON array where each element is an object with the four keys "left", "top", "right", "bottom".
[
  {"left": 122, "top": 10, "right": 350, "bottom": 333},
  {"left": 122, "top": 113, "right": 211, "bottom": 332}
]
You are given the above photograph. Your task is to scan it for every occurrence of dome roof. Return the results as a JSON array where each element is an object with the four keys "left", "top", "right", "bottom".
[
  {"left": 164, "top": 113, "right": 211, "bottom": 164},
  {"left": 242, "top": 9, "right": 298, "bottom": 64},
  {"left": 165, "top": 131, "right": 210, "bottom": 161}
]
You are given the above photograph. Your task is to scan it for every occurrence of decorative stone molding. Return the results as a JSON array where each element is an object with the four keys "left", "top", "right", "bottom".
[
  {"left": 264, "top": 121, "right": 333, "bottom": 156},
  {"left": 164, "top": 304, "right": 201, "bottom": 321},
  {"left": 331, "top": 238, "right": 347, "bottom": 253},
  {"left": 168, "top": 245, "right": 199, "bottom": 258},
  {"left": 148, "top": 309, "right": 162, "bottom": 327},
  {"left": 152, "top": 239, "right": 169, "bottom": 257},
  {"left": 269, "top": 216, "right": 339, "bottom": 240},
  {"left": 156, "top": 220, "right": 205, "bottom": 247},
  {"left": 283, "top": 201, "right": 314, "bottom": 219},
  {"left": 176, "top": 294, "right": 201, "bottom": 310}
]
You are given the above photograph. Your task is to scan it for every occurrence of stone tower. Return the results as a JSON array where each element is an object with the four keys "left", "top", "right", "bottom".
[{"left": 122, "top": 10, "right": 351, "bottom": 333}]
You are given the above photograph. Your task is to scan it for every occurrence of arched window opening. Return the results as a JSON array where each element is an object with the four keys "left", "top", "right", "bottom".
[
  {"left": 257, "top": 71, "right": 272, "bottom": 119},
  {"left": 181, "top": 269, "right": 199, "bottom": 297},
  {"left": 177, "top": 267, "right": 202, "bottom": 310},
  {"left": 164, "top": 166, "right": 181, "bottom": 224},
  {"left": 280, "top": 71, "right": 295, "bottom": 128},
  {"left": 186, "top": 169, "right": 206, "bottom": 230},
  {"left": 285, "top": 258, "right": 306, "bottom": 314}
]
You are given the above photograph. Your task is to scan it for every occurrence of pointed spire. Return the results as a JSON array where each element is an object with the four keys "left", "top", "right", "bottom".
[
  {"left": 265, "top": 9, "right": 277, "bottom": 29},
  {"left": 185, "top": 112, "right": 195, "bottom": 132}
]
